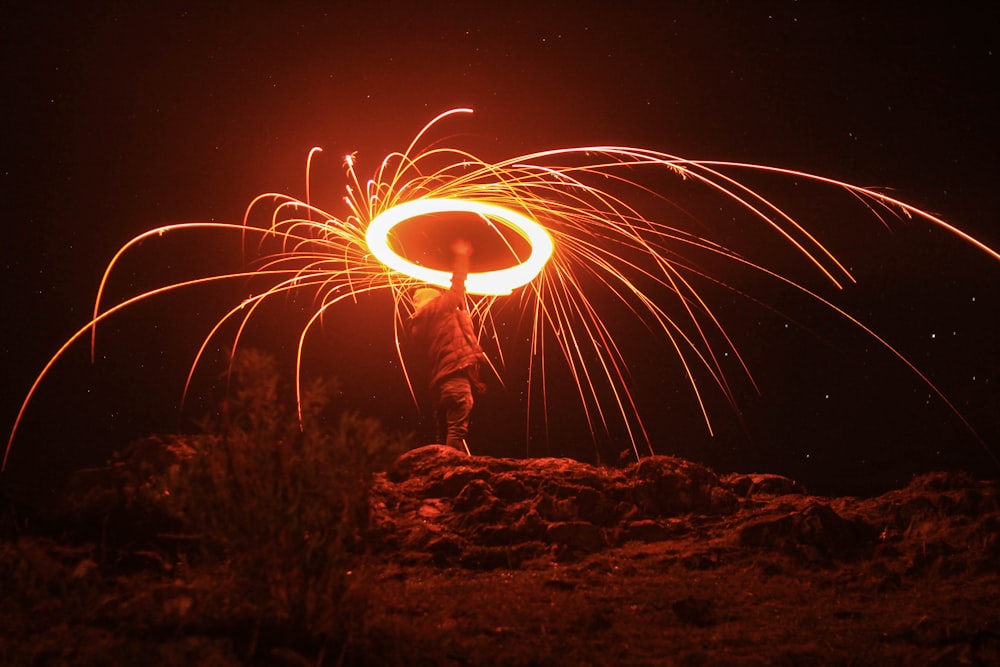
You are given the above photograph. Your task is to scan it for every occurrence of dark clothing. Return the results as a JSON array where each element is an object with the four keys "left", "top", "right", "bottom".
[
  {"left": 409, "top": 289, "right": 484, "bottom": 389},
  {"left": 408, "top": 288, "right": 485, "bottom": 450},
  {"left": 436, "top": 374, "right": 475, "bottom": 448}
]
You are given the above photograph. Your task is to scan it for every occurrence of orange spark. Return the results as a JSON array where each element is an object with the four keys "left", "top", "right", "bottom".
[{"left": 5, "top": 108, "right": 998, "bottom": 470}]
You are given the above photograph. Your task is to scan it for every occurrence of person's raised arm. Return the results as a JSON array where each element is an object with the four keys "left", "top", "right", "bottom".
[{"left": 450, "top": 239, "right": 472, "bottom": 298}]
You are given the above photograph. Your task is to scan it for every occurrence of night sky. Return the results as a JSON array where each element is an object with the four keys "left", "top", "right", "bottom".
[{"left": 3, "top": 3, "right": 998, "bottom": 498}]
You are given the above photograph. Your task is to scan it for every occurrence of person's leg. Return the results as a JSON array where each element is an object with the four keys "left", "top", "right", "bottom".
[{"left": 436, "top": 375, "right": 473, "bottom": 452}]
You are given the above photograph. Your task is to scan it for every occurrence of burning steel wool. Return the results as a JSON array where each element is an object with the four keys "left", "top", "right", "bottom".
[{"left": 5, "top": 108, "right": 999, "bottom": 469}]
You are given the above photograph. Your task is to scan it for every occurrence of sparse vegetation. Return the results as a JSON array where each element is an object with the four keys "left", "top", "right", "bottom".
[
  {"left": 165, "top": 349, "right": 411, "bottom": 657},
  {"left": 2, "top": 348, "right": 412, "bottom": 664},
  {"left": 2, "top": 359, "right": 998, "bottom": 665}
]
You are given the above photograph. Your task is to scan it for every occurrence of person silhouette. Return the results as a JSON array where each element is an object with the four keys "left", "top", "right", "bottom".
[{"left": 407, "top": 240, "right": 486, "bottom": 453}]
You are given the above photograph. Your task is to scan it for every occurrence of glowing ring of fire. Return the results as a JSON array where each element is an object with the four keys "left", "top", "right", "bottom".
[{"left": 366, "top": 198, "right": 554, "bottom": 295}]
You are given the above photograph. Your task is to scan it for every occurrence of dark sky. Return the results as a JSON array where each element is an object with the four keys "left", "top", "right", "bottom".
[{"left": 2, "top": 2, "right": 998, "bottom": 497}]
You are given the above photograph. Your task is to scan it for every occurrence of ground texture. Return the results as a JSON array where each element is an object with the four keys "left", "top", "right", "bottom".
[{"left": 3, "top": 444, "right": 999, "bottom": 665}]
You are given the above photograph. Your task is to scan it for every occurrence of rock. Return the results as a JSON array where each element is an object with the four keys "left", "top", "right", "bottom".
[
  {"left": 724, "top": 472, "right": 808, "bottom": 497},
  {"left": 387, "top": 444, "right": 471, "bottom": 483},
  {"left": 627, "top": 455, "right": 737, "bottom": 516},
  {"left": 616, "top": 519, "right": 676, "bottom": 544},
  {"left": 545, "top": 521, "right": 606, "bottom": 553},
  {"left": 738, "top": 502, "right": 878, "bottom": 558}
]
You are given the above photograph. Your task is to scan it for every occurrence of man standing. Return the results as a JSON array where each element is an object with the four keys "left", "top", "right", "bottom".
[{"left": 407, "top": 240, "right": 486, "bottom": 453}]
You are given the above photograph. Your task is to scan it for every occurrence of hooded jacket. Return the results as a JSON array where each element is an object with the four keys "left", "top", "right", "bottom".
[{"left": 408, "top": 288, "right": 485, "bottom": 390}]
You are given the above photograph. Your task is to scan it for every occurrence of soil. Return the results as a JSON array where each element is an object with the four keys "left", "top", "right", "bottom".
[{"left": 3, "top": 444, "right": 999, "bottom": 666}]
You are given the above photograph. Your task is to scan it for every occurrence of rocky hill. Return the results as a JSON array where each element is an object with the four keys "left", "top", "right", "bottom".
[{"left": 2, "top": 444, "right": 998, "bottom": 665}]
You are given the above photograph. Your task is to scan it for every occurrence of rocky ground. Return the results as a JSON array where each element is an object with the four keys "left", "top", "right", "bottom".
[{"left": 3, "top": 444, "right": 999, "bottom": 665}]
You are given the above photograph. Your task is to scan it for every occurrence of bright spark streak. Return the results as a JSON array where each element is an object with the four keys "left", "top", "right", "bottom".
[
  {"left": 366, "top": 198, "right": 553, "bottom": 295},
  {"left": 5, "top": 108, "right": 999, "bottom": 471}
]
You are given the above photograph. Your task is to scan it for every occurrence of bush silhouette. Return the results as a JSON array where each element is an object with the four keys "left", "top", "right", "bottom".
[{"left": 162, "top": 348, "right": 412, "bottom": 651}]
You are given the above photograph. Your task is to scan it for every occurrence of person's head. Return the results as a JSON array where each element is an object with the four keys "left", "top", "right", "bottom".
[{"left": 411, "top": 286, "right": 443, "bottom": 312}]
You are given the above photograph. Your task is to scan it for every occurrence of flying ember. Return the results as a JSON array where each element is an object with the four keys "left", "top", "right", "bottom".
[{"left": 4, "top": 107, "right": 999, "bottom": 470}]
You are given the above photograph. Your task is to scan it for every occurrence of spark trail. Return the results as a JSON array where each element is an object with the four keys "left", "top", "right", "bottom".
[{"left": 4, "top": 108, "right": 998, "bottom": 470}]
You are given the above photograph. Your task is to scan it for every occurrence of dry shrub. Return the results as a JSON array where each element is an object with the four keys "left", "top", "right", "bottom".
[{"left": 164, "top": 349, "right": 411, "bottom": 651}]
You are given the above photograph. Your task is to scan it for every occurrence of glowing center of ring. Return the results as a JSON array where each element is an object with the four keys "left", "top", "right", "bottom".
[{"left": 366, "top": 198, "right": 554, "bottom": 295}]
